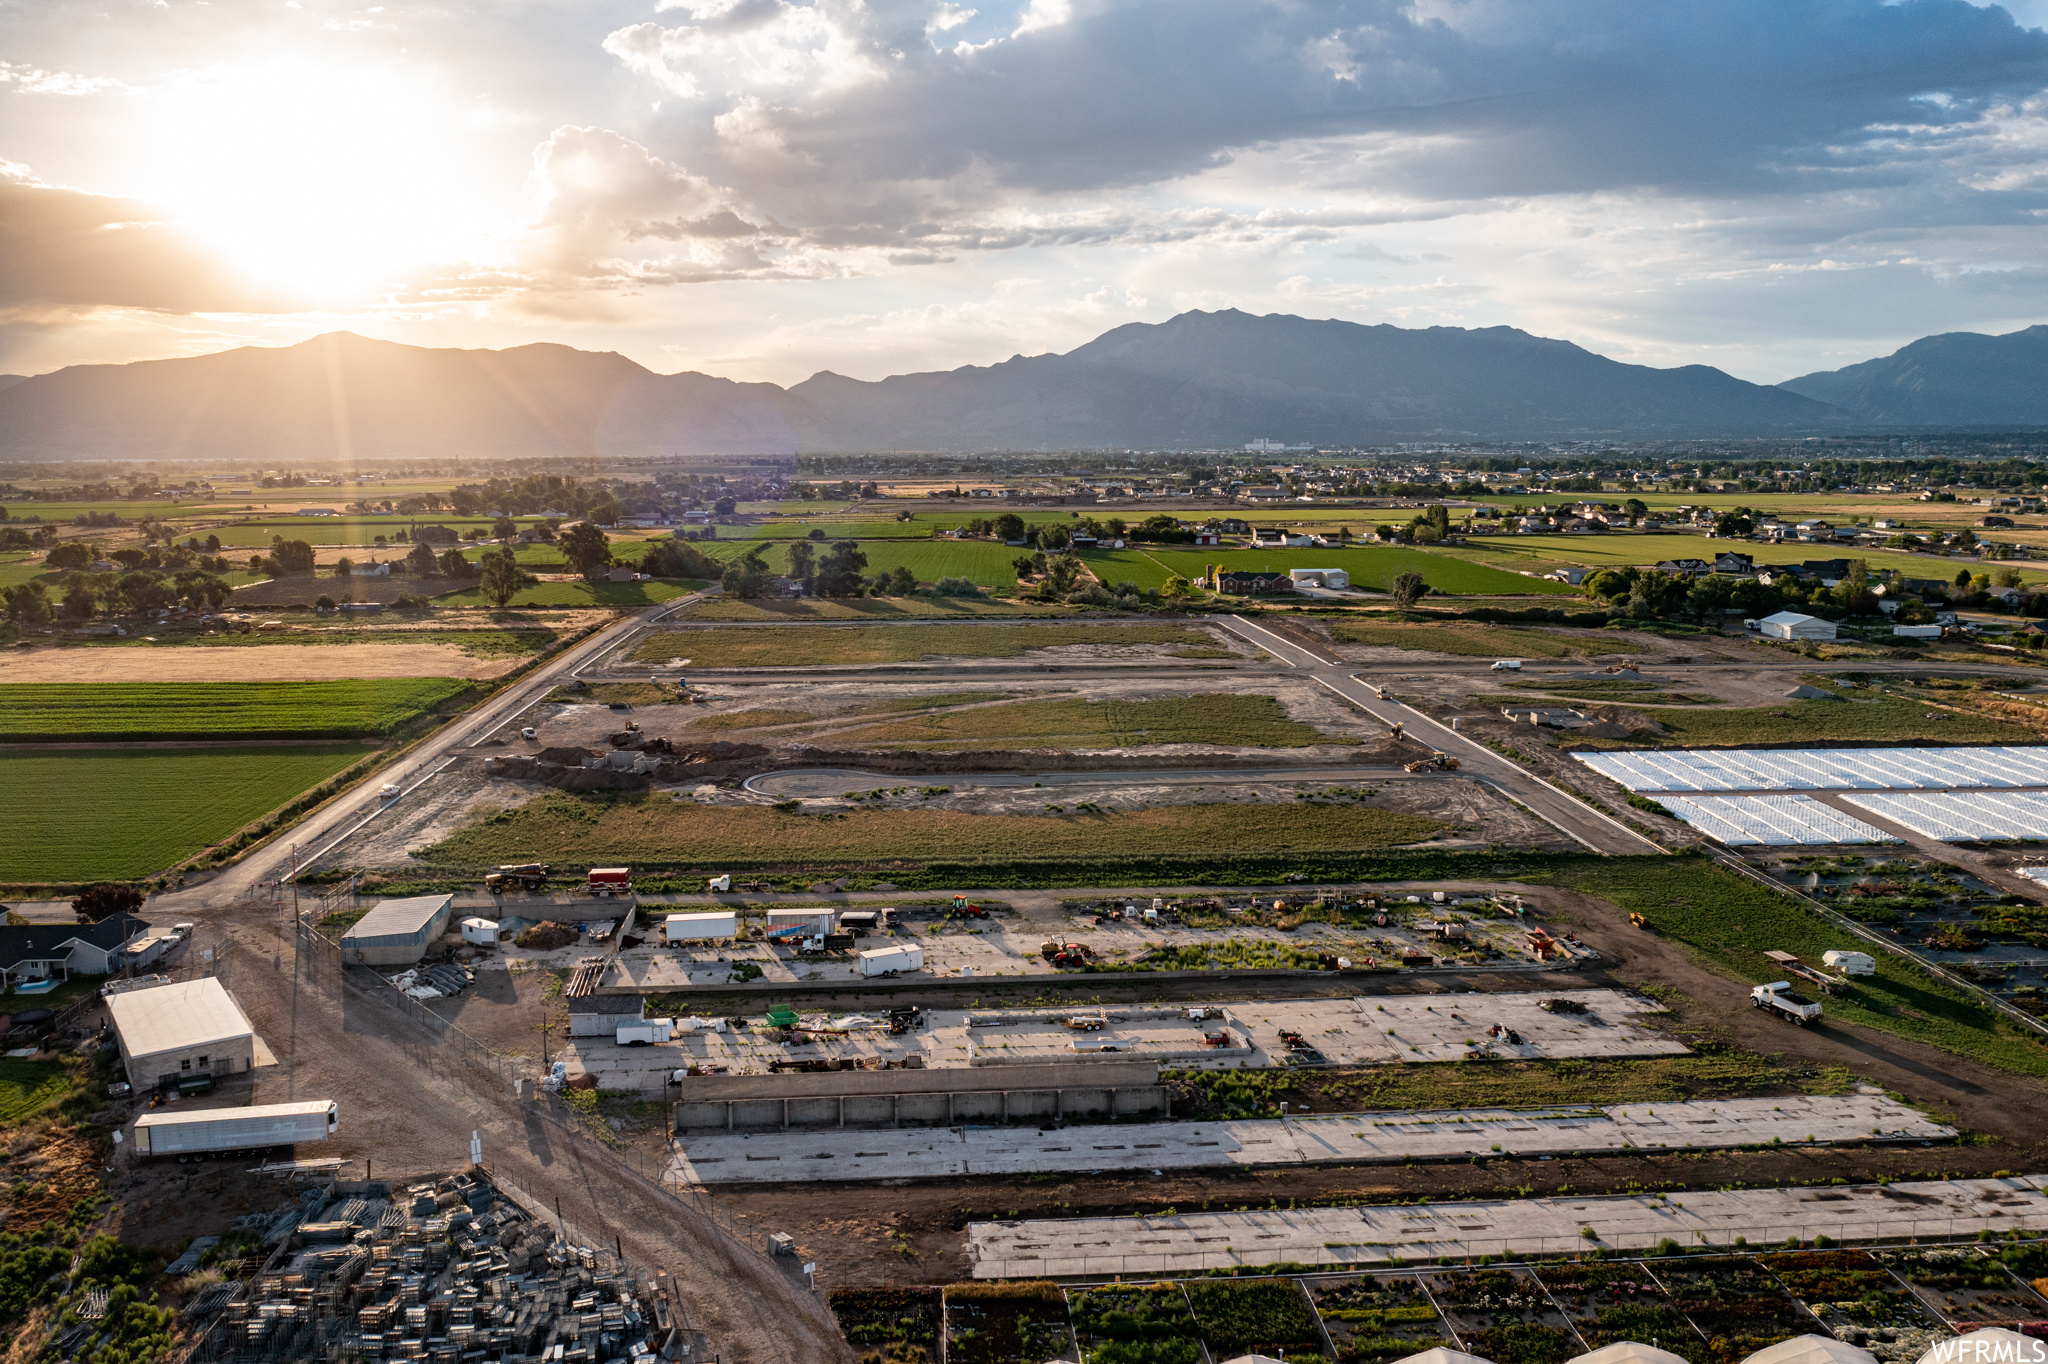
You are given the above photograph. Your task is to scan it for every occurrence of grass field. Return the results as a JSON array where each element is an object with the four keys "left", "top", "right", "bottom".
[
  {"left": 1326, "top": 622, "right": 1637, "bottom": 658},
  {"left": 688, "top": 707, "right": 815, "bottom": 730},
  {"left": 678, "top": 596, "right": 1070, "bottom": 621},
  {"left": 631, "top": 622, "right": 1221, "bottom": 667},
  {"left": 0, "top": 679, "right": 474, "bottom": 741},
  {"left": 827, "top": 693, "right": 1351, "bottom": 749},
  {"left": 1607, "top": 694, "right": 2041, "bottom": 747},
  {"left": 0, "top": 745, "right": 375, "bottom": 881},
  {"left": 1454, "top": 533, "right": 2048, "bottom": 584},
  {"left": 418, "top": 796, "right": 1445, "bottom": 868},
  {"left": 0, "top": 1059, "right": 71, "bottom": 1124},
  {"left": 434, "top": 579, "right": 703, "bottom": 608},
  {"left": 1538, "top": 857, "right": 2048, "bottom": 1077},
  {"left": 1094, "top": 545, "right": 1578, "bottom": 596}
]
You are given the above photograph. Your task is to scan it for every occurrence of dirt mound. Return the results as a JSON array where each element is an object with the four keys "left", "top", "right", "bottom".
[
  {"left": 1578, "top": 704, "right": 1664, "bottom": 739},
  {"left": 514, "top": 921, "right": 577, "bottom": 950},
  {"left": 535, "top": 746, "right": 598, "bottom": 766}
]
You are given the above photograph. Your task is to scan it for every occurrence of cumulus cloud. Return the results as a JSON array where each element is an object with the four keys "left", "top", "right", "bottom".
[{"left": 0, "top": 164, "right": 282, "bottom": 314}]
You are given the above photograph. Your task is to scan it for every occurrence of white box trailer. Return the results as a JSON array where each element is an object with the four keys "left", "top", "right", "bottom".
[
  {"left": 665, "top": 912, "right": 738, "bottom": 943},
  {"left": 859, "top": 943, "right": 923, "bottom": 977},
  {"left": 617, "top": 1018, "right": 675, "bottom": 1046},
  {"left": 132, "top": 1100, "right": 337, "bottom": 1158},
  {"left": 1823, "top": 949, "right": 1877, "bottom": 976},
  {"left": 766, "top": 908, "right": 834, "bottom": 941}
]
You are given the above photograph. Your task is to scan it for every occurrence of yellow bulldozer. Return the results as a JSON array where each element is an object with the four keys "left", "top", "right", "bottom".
[{"left": 1404, "top": 751, "right": 1461, "bottom": 773}]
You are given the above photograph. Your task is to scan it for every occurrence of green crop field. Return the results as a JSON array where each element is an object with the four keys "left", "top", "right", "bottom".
[
  {"left": 678, "top": 595, "right": 1069, "bottom": 621},
  {"left": 0, "top": 745, "right": 375, "bottom": 882},
  {"left": 632, "top": 622, "right": 1221, "bottom": 667},
  {"left": 1327, "top": 622, "right": 1637, "bottom": 658},
  {"left": 1455, "top": 533, "right": 2048, "bottom": 583},
  {"left": 746, "top": 520, "right": 938, "bottom": 540},
  {"left": 0, "top": 679, "right": 474, "bottom": 741},
  {"left": 1098, "top": 545, "right": 1578, "bottom": 596},
  {"left": 418, "top": 795, "right": 1444, "bottom": 869},
  {"left": 827, "top": 693, "right": 1352, "bottom": 749},
  {"left": 434, "top": 578, "right": 703, "bottom": 608}
]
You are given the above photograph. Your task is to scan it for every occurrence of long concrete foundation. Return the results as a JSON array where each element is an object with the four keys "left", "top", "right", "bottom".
[{"left": 672, "top": 1060, "right": 1170, "bottom": 1131}]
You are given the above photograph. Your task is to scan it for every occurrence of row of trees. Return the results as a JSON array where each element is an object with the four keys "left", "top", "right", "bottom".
[{"left": 3, "top": 567, "right": 236, "bottom": 625}]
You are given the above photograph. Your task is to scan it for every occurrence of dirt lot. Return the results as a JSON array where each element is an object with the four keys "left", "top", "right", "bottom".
[{"left": 0, "top": 643, "right": 526, "bottom": 681}]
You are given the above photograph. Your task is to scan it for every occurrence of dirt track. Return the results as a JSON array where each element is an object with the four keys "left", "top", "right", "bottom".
[
  {"left": 0, "top": 643, "right": 523, "bottom": 681},
  {"left": 191, "top": 906, "right": 850, "bottom": 1364}
]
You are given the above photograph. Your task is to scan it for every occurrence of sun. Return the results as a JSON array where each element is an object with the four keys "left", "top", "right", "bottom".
[{"left": 138, "top": 59, "right": 492, "bottom": 301}]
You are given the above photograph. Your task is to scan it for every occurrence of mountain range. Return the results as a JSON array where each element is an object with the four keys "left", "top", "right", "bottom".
[{"left": 0, "top": 310, "right": 2041, "bottom": 459}]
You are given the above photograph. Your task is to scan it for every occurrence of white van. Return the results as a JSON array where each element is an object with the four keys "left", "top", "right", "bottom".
[{"left": 1490, "top": 659, "right": 1522, "bottom": 672}]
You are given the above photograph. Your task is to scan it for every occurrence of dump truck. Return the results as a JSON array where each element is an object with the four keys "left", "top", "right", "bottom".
[
  {"left": 132, "top": 1100, "right": 338, "bottom": 1159},
  {"left": 484, "top": 863, "right": 550, "bottom": 894},
  {"left": 1751, "top": 981, "right": 1823, "bottom": 1026},
  {"left": 665, "top": 911, "right": 737, "bottom": 943},
  {"left": 585, "top": 867, "right": 632, "bottom": 898},
  {"left": 859, "top": 943, "right": 923, "bottom": 977}
]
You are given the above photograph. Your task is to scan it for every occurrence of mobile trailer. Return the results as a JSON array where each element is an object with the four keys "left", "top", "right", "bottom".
[
  {"left": 132, "top": 1101, "right": 338, "bottom": 1159},
  {"left": 665, "top": 912, "right": 738, "bottom": 943}
]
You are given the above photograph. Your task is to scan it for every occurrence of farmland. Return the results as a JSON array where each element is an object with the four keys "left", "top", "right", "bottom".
[
  {"left": 1326, "top": 622, "right": 1638, "bottom": 658},
  {"left": 0, "top": 679, "right": 475, "bottom": 741},
  {"left": 825, "top": 693, "right": 1353, "bottom": 749},
  {"left": 416, "top": 796, "right": 1446, "bottom": 870},
  {"left": 1093, "top": 544, "right": 1578, "bottom": 596},
  {"left": 630, "top": 622, "right": 1225, "bottom": 667},
  {"left": 432, "top": 578, "right": 703, "bottom": 608},
  {"left": 0, "top": 745, "right": 375, "bottom": 882},
  {"left": 677, "top": 595, "right": 1070, "bottom": 621},
  {"left": 1604, "top": 695, "right": 2039, "bottom": 748}
]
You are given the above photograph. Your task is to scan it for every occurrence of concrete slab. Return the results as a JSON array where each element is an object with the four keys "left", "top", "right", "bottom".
[
  {"left": 556, "top": 989, "right": 1683, "bottom": 1093},
  {"left": 669, "top": 1094, "right": 1946, "bottom": 1185},
  {"left": 967, "top": 1175, "right": 2048, "bottom": 1278}
]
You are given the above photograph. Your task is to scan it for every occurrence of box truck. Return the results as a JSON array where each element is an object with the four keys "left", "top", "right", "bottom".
[
  {"left": 665, "top": 911, "right": 738, "bottom": 943},
  {"left": 132, "top": 1100, "right": 338, "bottom": 1159},
  {"left": 859, "top": 944, "right": 923, "bottom": 977},
  {"left": 617, "top": 1018, "right": 675, "bottom": 1046}
]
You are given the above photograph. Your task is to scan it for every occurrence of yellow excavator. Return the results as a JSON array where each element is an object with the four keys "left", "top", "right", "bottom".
[{"left": 1404, "top": 751, "right": 1462, "bottom": 773}]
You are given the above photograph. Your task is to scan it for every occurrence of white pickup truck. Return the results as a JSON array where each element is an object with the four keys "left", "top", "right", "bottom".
[{"left": 1751, "top": 981, "right": 1822, "bottom": 1026}]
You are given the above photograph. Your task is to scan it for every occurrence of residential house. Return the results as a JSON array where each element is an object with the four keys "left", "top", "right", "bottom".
[
  {"left": 1794, "top": 519, "right": 1833, "bottom": 541},
  {"left": 1194, "top": 530, "right": 1222, "bottom": 546},
  {"left": 350, "top": 561, "right": 391, "bottom": 577},
  {"left": 1712, "top": 552, "right": 1756, "bottom": 575},
  {"left": 0, "top": 913, "right": 150, "bottom": 989},
  {"left": 293, "top": 507, "right": 341, "bottom": 517},
  {"left": 1654, "top": 559, "right": 1711, "bottom": 576},
  {"left": 1215, "top": 570, "right": 1296, "bottom": 596},
  {"left": 1216, "top": 519, "right": 1251, "bottom": 536},
  {"left": 1545, "top": 566, "right": 1594, "bottom": 586}
]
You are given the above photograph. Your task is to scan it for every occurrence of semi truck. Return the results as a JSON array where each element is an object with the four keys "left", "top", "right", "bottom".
[
  {"left": 1751, "top": 981, "right": 1823, "bottom": 1026},
  {"left": 859, "top": 944, "right": 923, "bottom": 977},
  {"left": 586, "top": 867, "right": 632, "bottom": 898},
  {"left": 132, "top": 1100, "right": 338, "bottom": 1159},
  {"left": 665, "top": 912, "right": 738, "bottom": 943}
]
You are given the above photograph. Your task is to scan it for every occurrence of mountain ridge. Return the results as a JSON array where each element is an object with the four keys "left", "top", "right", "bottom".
[
  {"left": 5, "top": 308, "right": 2029, "bottom": 459},
  {"left": 1779, "top": 324, "right": 2048, "bottom": 426}
]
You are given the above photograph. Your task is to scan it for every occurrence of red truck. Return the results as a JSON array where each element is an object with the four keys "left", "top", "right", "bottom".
[{"left": 586, "top": 867, "right": 632, "bottom": 898}]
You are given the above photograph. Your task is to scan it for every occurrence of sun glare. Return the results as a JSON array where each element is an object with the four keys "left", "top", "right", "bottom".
[{"left": 139, "top": 60, "right": 491, "bottom": 300}]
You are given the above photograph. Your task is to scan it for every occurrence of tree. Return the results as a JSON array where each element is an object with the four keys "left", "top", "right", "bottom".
[
  {"left": 1037, "top": 523, "right": 1072, "bottom": 551},
  {"left": 1955, "top": 567, "right": 1975, "bottom": 590},
  {"left": 3, "top": 581, "right": 51, "bottom": 627},
  {"left": 268, "top": 538, "right": 316, "bottom": 573},
  {"left": 720, "top": 548, "right": 774, "bottom": 599},
  {"left": 204, "top": 533, "right": 221, "bottom": 552},
  {"left": 560, "top": 522, "right": 611, "bottom": 579},
  {"left": 589, "top": 495, "right": 623, "bottom": 526},
  {"left": 315, "top": 594, "right": 338, "bottom": 610},
  {"left": 713, "top": 496, "right": 736, "bottom": 515},
  {"left": 404, "top": 542, "right": 440, "bottom": 576},
  {"left": 814, "top": 541, "right": 869, "bottom": 597},
  {"left": 1011, "top": 553, "right": 1039, "bottom": 580},
  {"left": 437, "top": 547, "right": 477, "bottom": 578},
  {"left": 1162, "top": 574, "right": 1194, "bottom": 599},
  {"left": 1390, "top": 572, "right": 1428, "bottom": 608},
  {"left": 335, "top": 556, "right": 355, "bottom": 578},
  {"left": 885, "top": 565, "right": 917, "bottom": 596},
  {"left": 73, "top": 883, "right": 144, "bottom": 922},
  {"left": 45, "top": 541, "right": 92, "bottom": 571},
  {"left": 993, "top": 512, "right": 1025, "bottom": 541},
  {"left": 62, "top": 578, "right": 98, "bottom": 620},
  {"left": 493, "top": 514, "right": 518, "bottom": 540},
  {"left": 479, "top": 547, "right": 525, "bottom": 607},
  {"left": 785, "top": 541, "right": 817, "bottom": 588}
]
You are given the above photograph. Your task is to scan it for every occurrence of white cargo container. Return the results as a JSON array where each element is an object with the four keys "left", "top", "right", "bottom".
[
  {"left": 132, "top": 1100, "right": 337, "bottom": 1157},
  {"left": 617, "top": 1018, "right": 675, "bottom": 1046},
  {"left": 665, "top": 911, "right": 738, "bottom": 943},
  {"left": 1892, "top": 624, "right": 1942, "bottom": 640},
  {"left": 1823, "top": 949, "right": 1877, "bottom": 976},
  {"left": 859, "top": 943, "right": 923, "bottom": 977},
  {"left": 766, "top": 908, "right": 834, "bottom": 941}
]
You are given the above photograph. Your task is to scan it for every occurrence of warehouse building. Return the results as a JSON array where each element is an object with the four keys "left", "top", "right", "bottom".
[
  {"left": 339, "top": 893, "right": 455, "bottom": 965},
  {"left": 106, "top": 978, "right": 257, "bottom": 1090},
  {"left": 1755, "top": 611, "right": 1838, "bottom": 641}
]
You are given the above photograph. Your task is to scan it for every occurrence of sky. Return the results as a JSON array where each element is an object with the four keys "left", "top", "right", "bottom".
[{"left": 4, "top": 0, "right": 2048, "bottom": 388}]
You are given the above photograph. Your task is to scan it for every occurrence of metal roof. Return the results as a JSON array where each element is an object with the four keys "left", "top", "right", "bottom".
[
  {"left": 341, "top": 893, "right": 454, "bottom": 944},
  {"left": 135, "top": 1100, "right": 335, "bottom": 1131},
  {"left": 105, "top": 977, "right": 253, "bottom": 1058},
  {"left": 566, "top": 994, "right": 644, "bottom": 1016}
]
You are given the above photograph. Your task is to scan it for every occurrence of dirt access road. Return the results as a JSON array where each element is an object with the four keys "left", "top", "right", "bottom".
[{"left": 195, "top": 904, "right": 848, "bottom": 1364}]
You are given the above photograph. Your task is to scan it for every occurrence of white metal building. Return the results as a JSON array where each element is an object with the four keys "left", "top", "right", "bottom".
[
  {"left": 1288, "top": 568, "right": 1351, "bottom": 589},
  {"left": 340, "top": 893, "right": 456, "bottom": 965},
  {"left": 106, "top": 978, "right": 257, "bottom": 1090},
  {"left": 1757, "top": 611, "right": 1837, "bottom": 641}
]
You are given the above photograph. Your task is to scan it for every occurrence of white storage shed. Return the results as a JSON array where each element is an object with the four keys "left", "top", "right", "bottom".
[
  {"left": 341, "top": 894, "right": 456, "bottom": 965},
  {"left": 106, "top": 977, "right": 257, "bottom": 1090},
  {"left": 1757, "top": 611, "right": 1837, "bottom": 641}
]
